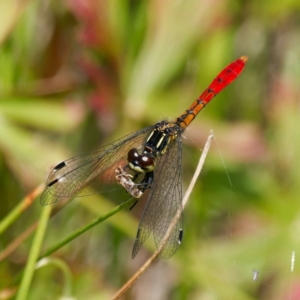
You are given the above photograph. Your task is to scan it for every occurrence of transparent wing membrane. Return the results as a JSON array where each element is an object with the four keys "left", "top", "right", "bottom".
[
  {"left": 40, "top": 126, "right": 154, "bottom": 205},
  {"left": 132, "top": 137, "right": 183, "bottom": 259}
]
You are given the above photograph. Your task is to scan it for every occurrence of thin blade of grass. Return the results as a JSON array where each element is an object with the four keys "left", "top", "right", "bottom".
[
  {"left": 40, "top": 197, "right": 136, "bottom": 259},
  {"left": 15, "top": 205, "right": 52, "bottom": 300},
  {"left": 0, "top": 199, "right": 70, "bottom": 262},
  {"left": 0, "top": 184, "right": 44, "bottom": 234},
  {"left": 112, "top": 131, "right": 214, "bottom": 299}
]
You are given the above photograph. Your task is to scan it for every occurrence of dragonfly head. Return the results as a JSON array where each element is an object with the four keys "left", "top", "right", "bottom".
[{"left": 127, "top": 148, "right": 156, "bottom": 173}]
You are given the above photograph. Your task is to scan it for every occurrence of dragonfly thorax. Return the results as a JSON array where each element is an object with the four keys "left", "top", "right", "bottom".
[{"left": 144, "top": 121, "right": 180, "bottom": 156}]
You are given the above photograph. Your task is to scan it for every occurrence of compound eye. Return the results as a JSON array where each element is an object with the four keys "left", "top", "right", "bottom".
[
  {"left": 137, "top": 155, "right": 155, "bottom": 172},
  {"left": 127, "top": 148, "right": 139, "bottom": 162}
]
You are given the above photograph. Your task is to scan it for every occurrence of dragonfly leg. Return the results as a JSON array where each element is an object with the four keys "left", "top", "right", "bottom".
[{"left": 129, "top": 171, "right": 154, "bottom": 210}]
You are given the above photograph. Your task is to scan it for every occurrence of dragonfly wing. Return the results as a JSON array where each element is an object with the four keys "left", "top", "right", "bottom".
[
  {"left": 40, "top": 126, "right": 154, "bottom": 206},
  {"left": 132, "top": 137, "right": 183, "bottom": 259}
]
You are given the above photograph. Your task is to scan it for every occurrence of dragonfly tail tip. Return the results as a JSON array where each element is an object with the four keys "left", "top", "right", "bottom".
[{"left": 240, "top": 55, "right": 248, "bottom": 62}]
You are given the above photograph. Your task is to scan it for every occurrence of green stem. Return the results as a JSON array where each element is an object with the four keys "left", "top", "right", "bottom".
[
  {"left": 16, "top": 205, "right": 52, "bottom": 300},
  {"left": 0, "top": 184, "right": 43, "bottom": 234},
  {"left": 36, "top": 257, "right": 73, "bottom": 297},
  {"left": 0, "top": 201, "right": 26, "bottom": 234},
  {"left": 40, "top": 197, "right": 135, "bottom": 258}
]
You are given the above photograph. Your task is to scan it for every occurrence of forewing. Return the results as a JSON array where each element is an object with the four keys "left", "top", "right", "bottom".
[
  {"left": 40, "top": 126, "right": 154, "bottom": 206},
  {"left": 132, "top": 137, "right": 183, "bottom": 259}
]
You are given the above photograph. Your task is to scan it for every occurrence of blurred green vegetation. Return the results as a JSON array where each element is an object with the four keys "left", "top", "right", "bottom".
[{"left": 1, "top": 0, "right": 300, "bottom": 299}]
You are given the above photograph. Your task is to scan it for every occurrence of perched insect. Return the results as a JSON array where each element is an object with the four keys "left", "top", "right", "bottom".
[{"left": 41, "top": 56, "right": 248, "bottom": 258}]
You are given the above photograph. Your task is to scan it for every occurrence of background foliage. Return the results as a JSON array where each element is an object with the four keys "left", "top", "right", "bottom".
[{"left": 1, "top": 0, "right": 300, "bottom": 299}]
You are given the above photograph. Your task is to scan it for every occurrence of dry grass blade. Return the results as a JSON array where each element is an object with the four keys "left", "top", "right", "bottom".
[
  {"left": 0, "top": 191, "right": 70, "bottom": 262},
  {"left": 112, "top": 131, "right": 214, "bottom": 300},
  {"left": 0, "top": 183, "right": 45, "bottom": 235}
]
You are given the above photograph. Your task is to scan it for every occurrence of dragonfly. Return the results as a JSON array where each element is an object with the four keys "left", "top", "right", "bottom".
[{"left": 41, "top": 56, "right": 247, "bottom": 259}]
